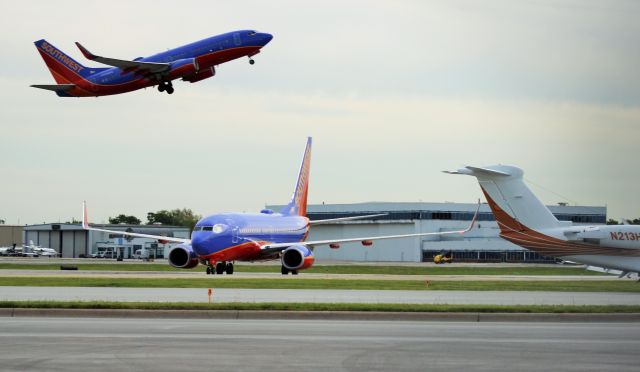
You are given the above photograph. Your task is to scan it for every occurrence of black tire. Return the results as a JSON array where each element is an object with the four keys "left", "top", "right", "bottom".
[
  {"left": 281, "top": 266, "right": 289, "bottom": 275},
  {"left": 206, "top": 266, "right": 212, "bottom": 275},
  {"left": 292, "top": 270, "right": 298, "bottom": 275},
  {"left": 166, "top": 86, "right": 174, "bottom": 94},
  {"left": 249, "top": 59, "right": 255, "bottom": 65},
  {"left": 225, "top": 262, "right": 234, "bottom": 275},
  {"left": 158, "top": 84, "right": 165, "bottom": 92},
  {"left": 216, "top": 262, "right": 225, "bottom": 275}
]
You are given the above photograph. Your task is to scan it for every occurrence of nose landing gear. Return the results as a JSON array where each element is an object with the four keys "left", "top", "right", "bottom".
[{"left": 248, "top": 57, "right": 255, "bottom": 65}]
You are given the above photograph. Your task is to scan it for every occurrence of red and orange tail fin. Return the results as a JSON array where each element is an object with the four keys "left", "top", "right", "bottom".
[
  {"left": 34, "top": 39, "right": 91, "bottom": 84},
  {"left": 281, "top": 137, "right": 312, "bottom": 216}
]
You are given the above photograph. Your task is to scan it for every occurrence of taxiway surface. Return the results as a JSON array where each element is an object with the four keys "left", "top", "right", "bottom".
[
  {"left": 0, "top": 317, "right": 638, "bottom": 371},
  {"left": 1, "top": 286, "right": 639, "bottom": 305}
]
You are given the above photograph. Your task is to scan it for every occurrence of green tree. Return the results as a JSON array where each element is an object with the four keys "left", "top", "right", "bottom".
[
  {"left": 147, "top": 208, "right": 201, "bottom": 231},
  {"left": 109, "top": 214, "right": 141, "bottom": 225},
  {"left": 606, "top": 218, "right": 619, "bottom": 225},
  {"left": 0, "top": 219, "right": 5, "bottom": 224}
]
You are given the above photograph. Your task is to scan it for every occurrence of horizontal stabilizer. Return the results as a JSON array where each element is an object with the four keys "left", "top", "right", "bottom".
[
  {"left": 30, "top": 84, "right": 75, "bottom": 92},
  {"left": 443, "top": 166, "right": 511, "bottom": 177}
]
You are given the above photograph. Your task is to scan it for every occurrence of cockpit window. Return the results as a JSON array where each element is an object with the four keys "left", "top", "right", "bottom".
[
  {"left": 248, "top": 31, "right": 257, "bottom": 36},
  {"left": 193, "top": 226, "right": 203, "bottom": 231},
  {"left": 202, "top": 226, "right": 213, "bottom": 231}
]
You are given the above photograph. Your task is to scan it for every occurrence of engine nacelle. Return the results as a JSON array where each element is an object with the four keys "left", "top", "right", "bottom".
[
  {"left": 281, "top": 245, "right": 315, "bottom": 271},
  {"left": 183, "top": 66, "right": 215, "bottom": 83},
  {"left": 168, "top": 244, "right": 199, "bottom": 269},
  {"left": 167, "top": 58, "right": 199, "bottom": 80}
]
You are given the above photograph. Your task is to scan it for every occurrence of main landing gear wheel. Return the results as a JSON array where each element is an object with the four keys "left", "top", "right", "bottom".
[
  {"left": 216, "top": 262, "right": 225, "bottom": 275},
  {"left": 281, "top": 266, "right": 290, "bottom": 275},
  {"left": 157, "top": 81, "right": 174, "bottom": 94},
  {"left": 225, "top": 262, "right": 234, "bottom": 275},
  {"left": 206, "top": 266, "right": 212, "bottom": 275}
]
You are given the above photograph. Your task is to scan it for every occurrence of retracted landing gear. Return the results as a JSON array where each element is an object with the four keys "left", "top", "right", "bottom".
[{"left": 157, "top": 81, "right": 174, "bottom": 94}]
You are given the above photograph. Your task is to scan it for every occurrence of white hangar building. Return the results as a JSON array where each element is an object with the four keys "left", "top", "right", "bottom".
[
  {"left": 270, "top": 202, "right": 607, "bottom": 263},
  {"left": 23, "top": 223, "right": 190, "bottom": 259}
]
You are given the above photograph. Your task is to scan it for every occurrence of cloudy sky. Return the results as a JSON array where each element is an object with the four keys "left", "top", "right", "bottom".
[{"left": 1, "top": 0, "right": 639, "bottom": 224}]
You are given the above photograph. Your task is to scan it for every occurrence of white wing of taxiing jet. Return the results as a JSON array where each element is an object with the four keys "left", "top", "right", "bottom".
[
  {"left": 75, "top": 42, "right": 171, "bottom": 74},
  {"left": 81, "top": 202, "right": 191, "bottom": 244},
  {"left": 260, "top": 201, "right": 480, "bottom": 253}
]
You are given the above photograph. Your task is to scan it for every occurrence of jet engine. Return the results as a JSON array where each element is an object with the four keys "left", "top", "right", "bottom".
[
  {"left": 183, "top": 66, "right": 215, "bottom": 83},
  {"left": 281, "top": 245, "right": 315, "bottom": 271},
  {"left": 168, "top": 244, "right": 199, "bottom": 269},
  {"left": 167, "top": 58, "right": 199, "bottom": 80}
]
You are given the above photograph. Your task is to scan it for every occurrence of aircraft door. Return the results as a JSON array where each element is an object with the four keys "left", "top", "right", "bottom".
[{"left": 233, "top": 33, "right": 242, "bottom": 46}]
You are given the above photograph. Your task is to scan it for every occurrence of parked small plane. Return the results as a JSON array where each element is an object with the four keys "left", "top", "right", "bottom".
[
  {"left": 82, "top": 138, "right": 477, "bottom": 275},
  {"left": 26, "top": 241, "right": 58, "bottom": 257},
  {"left": 31, "top": 30, "right": 273, "bottom": 97},
  {"left": 446, "top": 165, "right": 640, "bottom": 277}
]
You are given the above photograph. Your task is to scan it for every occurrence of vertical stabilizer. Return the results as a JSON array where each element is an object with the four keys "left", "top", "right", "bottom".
[
  {"left": 33, "top": 39, "right": 95, "bottom": 83},
  {"left": 281, "top": 137, "right": 312, "bottom": 216},
  {"left": 446, "top": 165, "right": 561, "bottom": 231}
]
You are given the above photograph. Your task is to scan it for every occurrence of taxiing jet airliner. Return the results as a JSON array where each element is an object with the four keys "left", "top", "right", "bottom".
[
  {"left": 31, "top": 30, "right": 273, "bottom": 97},
  {"left": 447, "top": 165, "right": 640, "bottom": 277},
  {"left": 82, "top": 138, "right": 478, "bottom": 275}
]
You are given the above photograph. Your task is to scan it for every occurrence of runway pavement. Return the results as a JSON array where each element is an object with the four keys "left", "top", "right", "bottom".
[
  {"left": 1, "top": 286, "right": 639, "bottom": 305},
  {"left": 0, "top": 317, "right": 638, "bottom": 371},
  {"left": 0, "top": 269, "right": 618, "bottom": 281}
]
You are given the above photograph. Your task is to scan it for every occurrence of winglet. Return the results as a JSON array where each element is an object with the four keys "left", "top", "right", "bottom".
[
  {"left": 75, "top": 42, "right": 96, "bottom": 60},
  {"left": 463, "top": 199, "right": 481, "bottom": 233},
  {"left": 82, "top": 201, "right": 89, "bottom": 229}
]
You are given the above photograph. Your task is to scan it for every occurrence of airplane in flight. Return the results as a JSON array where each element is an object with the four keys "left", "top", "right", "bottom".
[
  {"left": 446, "top": 165, "right": 640, "bottom": 278},
  {"left": 82, "top": 138, "right": 478, "bottom": 275},
  {"left": 31, "top": 30, "right": 273, "bottom": 97}
]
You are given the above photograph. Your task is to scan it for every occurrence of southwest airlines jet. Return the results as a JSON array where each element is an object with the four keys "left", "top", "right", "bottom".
[
  {"left": 31, "top": 30, "right": 273, "bottom": 97},
  {"left": 82, "top": 138, "right": 477, "bottom": 275},
  {"left": 447, "top": 165, "right": 640, "bottom": 278}
]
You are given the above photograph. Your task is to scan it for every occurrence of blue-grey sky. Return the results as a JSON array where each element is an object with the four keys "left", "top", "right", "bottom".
[{"left": 1, "top": 0, "right": 639, "bottom": 224}]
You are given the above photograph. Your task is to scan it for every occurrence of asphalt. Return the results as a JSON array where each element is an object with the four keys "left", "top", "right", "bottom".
[
  {"left": 0, "top": 269, "right": 618, "bottom": 281},
  {"left": 0, "top": 317, "right": 638, "bottom": 371},
  {"left": 1, "top": 286, "right": 639, "bottom": 305}
]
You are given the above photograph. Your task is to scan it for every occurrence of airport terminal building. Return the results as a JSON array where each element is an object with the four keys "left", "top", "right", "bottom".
[{"left": 271, "top": 202, "right": 607, "bottom": 263}]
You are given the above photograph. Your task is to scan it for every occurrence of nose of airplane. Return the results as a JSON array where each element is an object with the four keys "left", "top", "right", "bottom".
[
  {"left": 190, "top": 233, "right": 207, "bottom": 254},
  {"left": 261, "top": 33, "right": 273, "bottom": 45}
]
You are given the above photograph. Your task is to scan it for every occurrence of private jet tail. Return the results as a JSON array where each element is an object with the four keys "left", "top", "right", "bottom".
[
  {"left": 281, "top": 137, "right": 312, "bottom": 216},
  {"left": 445, "top": 165, "right": 562, "bottom": 233}
]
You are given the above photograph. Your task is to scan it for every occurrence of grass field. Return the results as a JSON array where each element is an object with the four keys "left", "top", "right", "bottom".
[
  {"left": 0, "top": 263, "right": 604, "bottom": 276},
  {"left": 1, "top": 300, "right": 638, "bottom": 313},
  {"left": 0, "top": 276, "right": 636, "bottom": 292}
]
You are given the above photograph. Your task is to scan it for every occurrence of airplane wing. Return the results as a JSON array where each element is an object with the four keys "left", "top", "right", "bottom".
[
  {"left": 261, "top": 200, "right": 480, "bottom": 253},
  {"left": 75, "top": 42, "right": 170, "bottom": 74},
  {"left": 308, "top": 214, "right": 387, "bottom": 225},
  {"left": 30, "top": 84, "right": 75, "bottom": 92},
  {"left": 81, "top": 202, "right": 191, "bottom": 244}
]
